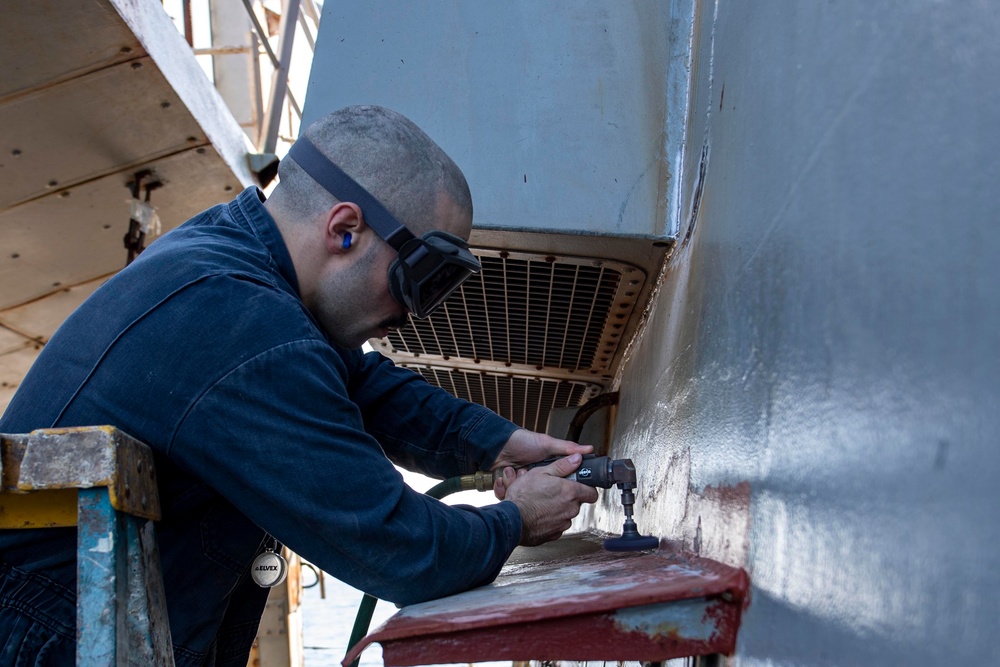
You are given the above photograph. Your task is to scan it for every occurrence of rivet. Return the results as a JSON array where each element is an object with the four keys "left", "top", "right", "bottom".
[
  {"left": 11, "top": 149, "right": 21, "bottom": 157},
  {"left": 131, "top": 61, "right": 143, "bottom": 70},
  {"left": 141, "top": 495, "right": 148, "bottom": 509},
  {"left": 224, "top": 185, "right": 233, "bottom": 192},
  {"left": 124, "top": 483, "right": 131, "bottom": 499},
  {"left": 196, "top": 147, "right": 206, "bottom": 154},
  {"left": 120, "top": 46, "right": 133, "bottom": 54},
  {"left": 161, "top": 101, "right": 171, "bottom": 109},
  {"left": 10, "top": 253, "right": 19, "bottom": 259},
  {"left": 46, "top": 180, "right": 58, "bottom": 188}
]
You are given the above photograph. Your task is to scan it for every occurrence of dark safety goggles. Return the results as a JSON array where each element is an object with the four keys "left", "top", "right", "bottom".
[{"left": 288, "top": 137, "right": 480, "bottom": 318}]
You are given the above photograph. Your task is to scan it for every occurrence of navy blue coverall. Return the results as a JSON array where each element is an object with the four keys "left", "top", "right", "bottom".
[{"left": 0, "top": 187, "right": 522, "bottom": 665}]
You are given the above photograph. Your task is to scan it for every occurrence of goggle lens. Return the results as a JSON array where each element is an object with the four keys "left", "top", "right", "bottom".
[{"left": 390, "top": 231, "right": 480, "bottom": 319}]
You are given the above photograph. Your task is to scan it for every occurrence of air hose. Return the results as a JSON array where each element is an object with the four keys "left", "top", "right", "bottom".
[{"left": 345, "top": 471, "right": 493, "bottom": 667}]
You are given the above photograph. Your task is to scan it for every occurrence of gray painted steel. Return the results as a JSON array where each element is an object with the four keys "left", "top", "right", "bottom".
[
  {"left": 302, "top": 2, "right": 672, "bottom": 237},
  {"left": 305, "top": 1, "right": 1000, "bottom": 663},
  {"left": 606, "top": 1, "right": 1000, "bottom": 664}
]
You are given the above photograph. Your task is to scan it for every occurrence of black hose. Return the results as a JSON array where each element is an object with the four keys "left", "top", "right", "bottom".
[
  {"left": 566, "top": 391, "right": 620, "bottom": 448},
  {"left": 346, "top": 475, "right": 466, "bottom": 667},
  {"left": 425, "top": 476, "right": 465, "bottom": 499},
  {"left": 346, "top": 593, "right": 378, "bottom": 667}
]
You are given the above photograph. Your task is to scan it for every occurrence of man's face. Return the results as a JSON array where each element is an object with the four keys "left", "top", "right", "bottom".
[
  {"left": 314, "top": 192, "right": 471, "bottom": 349},
  {"left": 312, "top": 241, "right": 407, "bottom": 349}
]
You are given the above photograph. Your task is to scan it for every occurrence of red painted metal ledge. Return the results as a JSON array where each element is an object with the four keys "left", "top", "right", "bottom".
[{"left": 343, "top": 532, "right": 749, "bottom": 666}]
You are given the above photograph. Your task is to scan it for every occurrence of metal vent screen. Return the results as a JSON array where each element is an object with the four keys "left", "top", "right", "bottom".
[
  {"left": 402, "top": 366, "right": 602, "bottom": 433},
  {"left": 378, "top": 249, "right": 645, "bottom": 374},
  {"left": 375, "top": 248, "right": 646, "bottom": 430}
]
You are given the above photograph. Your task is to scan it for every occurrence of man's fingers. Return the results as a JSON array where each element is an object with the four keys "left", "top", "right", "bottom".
[
  {"left": 503, "top": 455, "right": 602, "bottom": 546},
  {"left": 490, "top": 429, "right": 596, "bottom": 472},
  {"left": 565, "top": 442, "right": 594, "bottom": 455},
  {"left": 542, "top": 452, "right": 583, "bottom": 478},
  {"left": 493, "top": 467, "right": 517, "bottom": 500},
  {"left": 546, "top": 439, "right": 593, "bottom": 458}
]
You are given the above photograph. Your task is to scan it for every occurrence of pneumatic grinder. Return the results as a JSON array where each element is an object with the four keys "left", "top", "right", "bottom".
[{"left": 480, "top": 455, "right": 659, "bottom": 552}]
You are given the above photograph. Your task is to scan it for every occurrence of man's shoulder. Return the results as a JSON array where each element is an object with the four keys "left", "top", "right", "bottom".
[
  {"left": 149, "top": 212, "right": 268, "bottom": 274},
  {"left": 72, "top": 207, "right": 312, "bottom": 355}
]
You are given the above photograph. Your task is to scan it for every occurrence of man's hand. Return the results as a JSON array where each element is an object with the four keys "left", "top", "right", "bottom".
[
  {"left": 496, "top": 453, "right": 599, "bottom": 546},
  {"left": 490, "top": 428, "right": 592, "bottom": 473}
]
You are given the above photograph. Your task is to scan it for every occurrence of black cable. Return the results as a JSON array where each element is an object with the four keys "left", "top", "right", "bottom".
[{"left": 566, "top": 391, "right": 620, "bottom": 448}]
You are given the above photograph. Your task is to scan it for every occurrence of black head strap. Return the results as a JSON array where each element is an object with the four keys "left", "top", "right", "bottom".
[{"left": 287, "top": 137, "right": 415, "bottom": 250}]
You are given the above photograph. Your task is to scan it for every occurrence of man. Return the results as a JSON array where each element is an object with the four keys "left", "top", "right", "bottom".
[{"left": 0, "top": 106, "right": 598, "bottom": 665}]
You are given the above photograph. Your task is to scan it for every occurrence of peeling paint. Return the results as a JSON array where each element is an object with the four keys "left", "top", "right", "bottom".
[
  {"left": 90, "top": 532, "right": 114, "bottom": 553},
  {"left": 344, "top": 534, "right": 747, "bottom": 665},
  {"left": 612, "top": 599, "right": 714, "bottom": 642}
]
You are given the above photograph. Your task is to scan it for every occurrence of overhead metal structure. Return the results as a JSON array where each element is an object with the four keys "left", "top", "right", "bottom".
[
  {"left": 0, "top": 0, "right": 258, "bottom": 408},
  {"left": 372, "top": 234, "right": 666, "bottom": 432},
  {"left": 304, "top": 2, "right": 676, "bottom": 432}
]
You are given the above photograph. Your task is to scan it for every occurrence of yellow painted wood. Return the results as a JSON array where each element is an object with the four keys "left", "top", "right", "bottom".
[{"left": 0, "top": 489, "right": 78, "bottom": 528}]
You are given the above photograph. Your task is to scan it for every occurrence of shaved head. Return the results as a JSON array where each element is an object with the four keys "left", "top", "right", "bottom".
[{"left": 273, "top": 105, "right": 472, "bottom": 237}]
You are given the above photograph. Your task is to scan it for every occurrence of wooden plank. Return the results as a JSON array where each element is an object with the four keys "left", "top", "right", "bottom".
[
  {"left": 16, "top": 426, "right": 161, "bottom": 521},
  {"left": 0, "top": 432, "right": 28, "bottom": 490}
]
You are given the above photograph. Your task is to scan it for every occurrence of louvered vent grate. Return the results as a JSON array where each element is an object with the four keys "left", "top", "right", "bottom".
[
  {"left": 374, "top": 249, "right": 646, "bottom": 431},
  {"left": 405, "top": 366, "right": 602, "bottom": 433},
  {"left": 379, "top": 250, "right": 644, "bottom": 373}
]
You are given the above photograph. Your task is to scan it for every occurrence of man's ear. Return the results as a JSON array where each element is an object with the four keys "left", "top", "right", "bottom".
[{"left": 324, "top": 202, "right": 364, "bottom": 255}]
